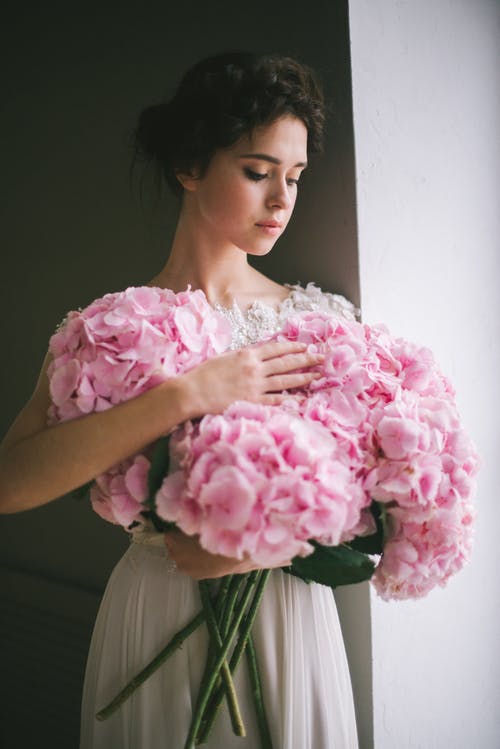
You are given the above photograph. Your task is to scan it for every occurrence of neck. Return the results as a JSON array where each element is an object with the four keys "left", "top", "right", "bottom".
[{"left": 150, "top": 198, "right": 257, "bottom": 306}]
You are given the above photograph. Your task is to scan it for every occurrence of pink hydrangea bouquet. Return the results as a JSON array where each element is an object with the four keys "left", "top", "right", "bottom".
[{"left": 47, "top": 287, "right": 479, "bottom": 747}]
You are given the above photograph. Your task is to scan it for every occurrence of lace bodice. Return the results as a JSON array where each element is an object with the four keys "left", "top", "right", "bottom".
[
  {"left": 53, "top": 283, "right": 358, "bottom": 342},
  {"left": 212, "top": 282, "right": 359, "bottom": 350}
]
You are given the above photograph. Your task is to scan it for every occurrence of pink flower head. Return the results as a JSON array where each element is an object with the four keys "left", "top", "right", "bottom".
[
  {"left": 90, "top": 454, "right": 150, "bottom": 529},
  {"left": 47, "top": 286, "right": 232, "bottom": 424},
  {"left": 372, "top": 497, "right": 476, "bottom": 600},
  {"left": 156, "top": 402, "right": 370, "bottom": 565}
]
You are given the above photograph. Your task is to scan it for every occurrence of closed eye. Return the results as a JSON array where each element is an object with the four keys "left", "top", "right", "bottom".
[{"left": 244, "top": 167, "right": 267, "bottom": 181}]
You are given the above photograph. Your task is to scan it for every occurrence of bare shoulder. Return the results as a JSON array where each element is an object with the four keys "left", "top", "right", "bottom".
[{"left": 0, "top": 350, "right": 53, "bottom": 454}]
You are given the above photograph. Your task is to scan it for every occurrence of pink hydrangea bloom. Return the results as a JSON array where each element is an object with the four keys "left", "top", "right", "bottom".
[
  {"left": 273, "top": 311, "right": 478, "bottom": 599},
  {"left": 371, "top": 497, "right": 475, "bottom": 600},
  {"left": 156, "top": 402, "right": 371, "bottom": 566},
  {"left": 47, "top": 286, "right": 232, "bottom": 424},
  {"left": 48, "top": 286, "right": 232, "bottom": 528},
  {"left": 90, "top": 454, "right": 151, "bottom": 528}
]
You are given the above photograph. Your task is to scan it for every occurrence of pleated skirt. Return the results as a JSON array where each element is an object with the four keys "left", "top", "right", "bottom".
[{"left": 80, "top": 541, "right": 359, "bottom": 749}]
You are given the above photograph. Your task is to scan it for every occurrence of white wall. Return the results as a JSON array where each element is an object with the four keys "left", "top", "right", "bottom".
[{"left": 348, "top": 1, "right": 500, "bottom": 747}]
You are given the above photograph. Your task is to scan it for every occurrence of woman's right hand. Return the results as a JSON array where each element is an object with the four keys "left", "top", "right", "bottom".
[
  {"left": 164, "top": 528, "right": 292, "bottom": 579},
  {"left": 181, "top": 340, "right": 324, "bottom": 418}
]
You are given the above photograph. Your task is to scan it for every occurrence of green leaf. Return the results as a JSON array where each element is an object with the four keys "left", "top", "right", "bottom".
[
  {"left": 347, "top": 533, "right": 381, "bottom": 554},
  {"left": 286, "top": 541, "right": 376, "bottom": 589},
  {"left": 140, "top": 510, "right": 174, "bottom": 533},
  {"left": 144, "top": 436, "right": 171, "bottom": 510},
  {"left": 346, "top": 501, "right": 384, "bottom": 555},
  {"left": 70, "top": 481, "right": 93, "bottom": 502}
]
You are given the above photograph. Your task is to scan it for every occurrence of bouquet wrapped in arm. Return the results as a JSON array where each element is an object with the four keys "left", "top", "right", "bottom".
[{"left": 47, "top": 286, "right": 479, "bottom": 747}]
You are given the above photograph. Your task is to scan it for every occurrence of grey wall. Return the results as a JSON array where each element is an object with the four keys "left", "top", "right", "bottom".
[{"left": 0, "top": 2, "right": 366, "bottom": 747}]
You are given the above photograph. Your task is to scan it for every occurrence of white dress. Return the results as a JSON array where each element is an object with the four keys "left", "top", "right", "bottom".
[{"left": 79, "top": 283, "right": 360, "bottom": 749}]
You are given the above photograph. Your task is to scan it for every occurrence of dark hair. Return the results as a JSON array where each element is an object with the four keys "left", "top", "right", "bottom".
[{"left": 133, "top": 52, "right": 325, "bottom": 196}]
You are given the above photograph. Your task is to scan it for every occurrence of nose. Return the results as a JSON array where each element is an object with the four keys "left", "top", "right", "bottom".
[{"left": 267, "top": 178, "right": 293, "bottom": 210}]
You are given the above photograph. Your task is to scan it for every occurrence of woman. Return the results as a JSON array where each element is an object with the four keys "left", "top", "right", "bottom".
[{"left": 0, "top": 53, "right": 359, "bottom": 747}]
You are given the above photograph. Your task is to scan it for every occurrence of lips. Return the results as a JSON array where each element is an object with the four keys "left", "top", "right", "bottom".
[
  {"left": 256, "top": 220, "right": 283, "bottom": 229},
  {"left": 255, "top": 222, "right": 282, "bottom": 236}
]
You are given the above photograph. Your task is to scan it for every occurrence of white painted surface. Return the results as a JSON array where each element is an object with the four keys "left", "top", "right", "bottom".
[{"left": 348, "top": 1, "right": 500, "bottom": 747}]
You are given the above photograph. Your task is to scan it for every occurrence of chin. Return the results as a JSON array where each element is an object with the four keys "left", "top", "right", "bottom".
[
  {"left": 247, "top": 248, "right": 274, "bottom": 258},
  {"left": 244, "top": 241, "right": 278, "bottom": 257}
]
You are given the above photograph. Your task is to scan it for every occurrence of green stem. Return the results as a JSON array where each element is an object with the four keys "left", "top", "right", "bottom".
[
  {"left": 214, "top": 575, "right": 232, "bottom": 618},
  {"left": 219, "top": 574, "right": 245, "bottom": 638},
  {"left": 204, "top": 576, "right": 233, "bottom": 676},
  {"left": 96, "top": 609, "right": 206, "bottom": 721},
  {"left": 196, "top": 569, "right": 271, "bottom": 744},
  {"left": 183, "top": 571, "right": 260, "bottom": 749},
  {"left": 245, "top": 633, "right": 273, "bottom": 749},
  {"left": 198, "top": 581, "right": 245, "bottom": 737}
]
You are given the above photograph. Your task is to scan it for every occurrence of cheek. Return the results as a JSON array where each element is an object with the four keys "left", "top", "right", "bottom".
[
  {"left": 230, "top": 181, "right": 258, "bottom": 208},
  {"left": 223, "top": 187, "right": 261, "bottom": 229},
  {"left": 198, "top": 188, "right": 230, "bottom": 224},
  {"left": 204, "top": 180, "right": 254, "bottom": 221}
]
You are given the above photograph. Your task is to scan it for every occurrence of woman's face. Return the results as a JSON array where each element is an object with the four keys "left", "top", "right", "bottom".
[{"left": 180, "top": 115, "right": 308, "bottom": 255}]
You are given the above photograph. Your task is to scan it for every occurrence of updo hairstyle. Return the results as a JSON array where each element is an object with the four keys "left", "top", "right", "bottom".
[{"left": 133, "top": 52, "right": 325, "bottom": 196}]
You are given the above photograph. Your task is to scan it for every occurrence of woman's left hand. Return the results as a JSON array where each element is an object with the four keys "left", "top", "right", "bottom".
[{"left": 164, "top": 528, "right": 291, "bottom": 579}]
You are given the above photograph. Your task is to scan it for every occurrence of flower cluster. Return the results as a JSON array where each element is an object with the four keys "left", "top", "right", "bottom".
[
  {"left": 274, "top": 312, "right": 479, "bottom": 599},
  {"left": 47, "top": 285, "right": 232, "bottom": 423},
  {"left": 90, "top": 453, "right": 151, "bottom": 528},
  {"left": 156, "top": 401, "right": 369, "bottom": 566},
  {"left": 47, "top": 286, "right": 231, "bottom": 526},
  {"left": 367, "top": 392, "right": 476, "bottom": 600}
]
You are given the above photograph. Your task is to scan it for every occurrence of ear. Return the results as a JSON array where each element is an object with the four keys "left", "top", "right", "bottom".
[{"left": 175, "top": 169, "right": 201, "bottom": 192}]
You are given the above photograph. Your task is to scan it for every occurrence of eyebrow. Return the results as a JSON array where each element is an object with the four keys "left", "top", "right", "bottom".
[{"left": 239, "top": 153, "right": 308, "bottom": 168}]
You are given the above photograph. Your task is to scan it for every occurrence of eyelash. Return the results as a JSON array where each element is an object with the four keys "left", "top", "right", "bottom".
[
  {"left": 244, "top": 168, "right": 266, "bottom": 181},
  {"left": 243, "top": 167, "right": 299, "bottom": 186}
]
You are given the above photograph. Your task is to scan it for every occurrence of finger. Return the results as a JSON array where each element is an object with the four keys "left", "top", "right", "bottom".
[
  {"left": 251, "top": 339, "right": 308, "bottom": 361},
  {"left": 265, "top": 371, "right": 322, "bottom": 393},
  {"left": 261, "top": 351, "right": 324, "bottom": 376},
  {"left": 163, "top": 530, "right": 175, "bottom": 548},
  {"left": 164, "top": 527, "right": 183, "bottom": 538},
  {"left": 259, "top": 393, "right": 288, "bottom": 406},
  {"left": 164, "top": 528, "right": 188, "bottom": 550}
]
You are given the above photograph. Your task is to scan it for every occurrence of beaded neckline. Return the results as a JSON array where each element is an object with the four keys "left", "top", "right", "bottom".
[
  {"left": 211, "top": 284, "right": 296, "bottom": 317},
  {"left": 211, "top": 287, "right": 297, "bottom": 350},
  {"left": 208, "top": 283, "right": 359, "bottom": 350}
]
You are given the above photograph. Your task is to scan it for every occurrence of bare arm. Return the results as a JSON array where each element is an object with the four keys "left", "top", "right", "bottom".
[
  {"left": 0, "top": 341, "right": 323, "bottom": 514},
  {"left": 0, "top": 350, "right": 194, "bottom": 513}
]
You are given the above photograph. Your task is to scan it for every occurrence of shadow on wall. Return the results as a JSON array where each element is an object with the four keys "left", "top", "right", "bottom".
[{"left": 0, "top": 2, "right": 369, "bottom": 747}]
